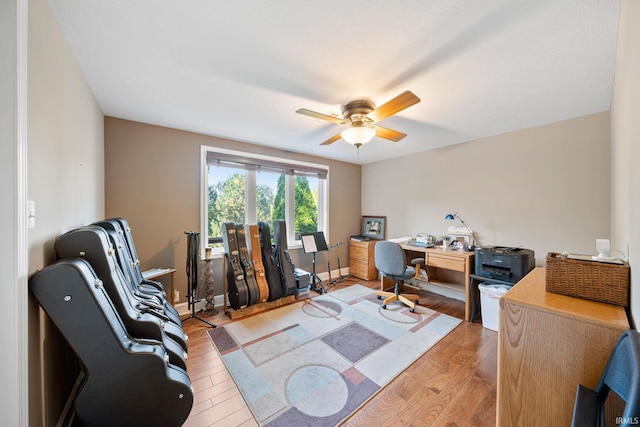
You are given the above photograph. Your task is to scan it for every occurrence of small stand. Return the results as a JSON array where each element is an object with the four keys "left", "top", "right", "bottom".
[
  {"left": 203, "top": 257, "right": 218, "bottom": 316},
  {"left": 327, "top": 241, "right": 347, "bottom": 285},
  {"left": 184, "top": 231, "right": 216, "bottom": 328},
  {"left": 301, "top": 231, "right": 329, "bottom": 294}
]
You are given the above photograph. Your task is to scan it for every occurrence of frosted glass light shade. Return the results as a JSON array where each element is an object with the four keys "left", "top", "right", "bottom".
[{"left": 341, "top": 126, "right": 376, "bottom": 146}]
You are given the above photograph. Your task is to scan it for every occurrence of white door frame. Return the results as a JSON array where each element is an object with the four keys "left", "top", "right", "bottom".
[{"left": 1, "top": 0, "right": 29, "bottom": 425}]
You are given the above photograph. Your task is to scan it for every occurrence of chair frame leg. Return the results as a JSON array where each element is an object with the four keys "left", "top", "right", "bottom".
[{"left": 375, "top": 280, "right": 419, "bottom": 311}]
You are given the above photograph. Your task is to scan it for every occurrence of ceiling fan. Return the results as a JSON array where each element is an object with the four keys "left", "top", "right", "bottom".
[{"left": 296, "top": 90, "right": 421, "bottom": 148}]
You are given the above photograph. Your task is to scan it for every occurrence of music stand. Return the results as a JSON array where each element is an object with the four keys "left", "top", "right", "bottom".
[
  {"left": 327, "top": 242, "right": 347, "bottom": 284},
  {"left": 301, "top": 231, "right": 328, "bottom": 294}
]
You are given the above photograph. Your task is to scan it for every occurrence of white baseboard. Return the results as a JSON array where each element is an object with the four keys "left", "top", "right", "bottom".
[
  {"left": 175, "top": 294, "right": 225, "bottom": 317},
  {"left": 316, "top": 267, "right": 350, "bottom": 283},
  {"left": 174, "top": 269, "right": 353, "bottom": 317}
]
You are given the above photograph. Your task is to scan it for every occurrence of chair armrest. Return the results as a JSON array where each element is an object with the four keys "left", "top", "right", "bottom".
[{"left": 410, "top": 258, "right": 425, "bottom": 280}]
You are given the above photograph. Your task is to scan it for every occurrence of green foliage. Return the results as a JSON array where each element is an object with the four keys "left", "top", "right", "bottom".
[
  {"left": 207, "top": 185, "right": 218, "bottom": 237},
  {"left": 208, "top": 172, "right": 318, "bottom": 240},
  {"left": 209, "top": 172, "right": 245, "bottom": 238},
  {"left": 294, "top": 176, "right": 317, "bottom": 234},
  {"left": 256, "top": 184, "right": 274, "bottom": 225},
  {"left": 272, "top": 175, "right": 286, "bottom": 224}
]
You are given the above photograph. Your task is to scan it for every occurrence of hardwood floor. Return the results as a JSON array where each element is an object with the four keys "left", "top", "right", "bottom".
[{"left": 181, "top": 278, "right": 498, "bottom": 427}]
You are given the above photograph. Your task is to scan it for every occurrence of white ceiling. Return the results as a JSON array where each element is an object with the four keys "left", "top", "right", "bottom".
[{"left": 47, "top": 0, "right": 620, "bottom": 165}]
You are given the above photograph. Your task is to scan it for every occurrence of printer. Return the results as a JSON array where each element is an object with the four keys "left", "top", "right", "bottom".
[{"left": 474, "top": 246, "right": 535, "bottom": 284}]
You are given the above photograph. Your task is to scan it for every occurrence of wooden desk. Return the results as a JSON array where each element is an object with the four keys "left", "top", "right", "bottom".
[
  {"left": 497, "top": 267, "right": 629, "bottom": 426},
  {"left": 142, "top": 268, "right": 177, "bottom": 304},
  {"left": 396, "top": 244, "right": 475, "bottom": 321}
]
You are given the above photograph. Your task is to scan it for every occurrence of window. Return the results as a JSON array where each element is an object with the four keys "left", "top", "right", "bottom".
[{"left": 201, "top": 146, "right": 328, "bottom": 255}]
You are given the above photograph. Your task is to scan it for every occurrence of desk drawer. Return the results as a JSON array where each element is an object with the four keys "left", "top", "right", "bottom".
[
  {"left": 350, "top": 241, "right": 372, "bottom": 261},
  {"left": 349, "top": 240, "right": 377, "bottom": 281},
  {"left": 350, "top": 260, "right": 377, "bottom": 281},
  {"left": 428, "top": 254, "right": 465, "bottom": 272}
]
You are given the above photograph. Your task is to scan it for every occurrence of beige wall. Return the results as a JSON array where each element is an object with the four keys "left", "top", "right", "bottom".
[
  {"left": 104, "top": 117, "right": 362, "bottom": 303},
  {"left": 27, "top": 0, "right": 105, "bottom": 424},
  {"left": 362, "top": 112, "right": 611, "bottom": 265},
  {"left": 612, "top": 0, "right": 640, "bottom": 328}
]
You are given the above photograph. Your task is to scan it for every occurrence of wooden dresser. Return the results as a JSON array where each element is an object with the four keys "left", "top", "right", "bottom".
[
  {"left": 349, "top": 239, "right": 378, "bottom": 281},
  {"left": 497, "top": 267, "right": 629, "bottom": 426}
]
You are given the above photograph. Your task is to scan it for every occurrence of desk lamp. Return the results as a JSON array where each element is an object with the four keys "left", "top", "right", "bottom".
[{"left": 445, "top": 212, "right": 477, "bottom": 250}]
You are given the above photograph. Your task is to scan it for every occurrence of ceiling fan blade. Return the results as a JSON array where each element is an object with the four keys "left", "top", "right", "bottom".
[
  {"left": 374, "top": 125, "right": 407, "bottom": 142},
  {"left": 296, "top": 108, "right": 346, "bottom": 124},
  {"left": 366, "top": 91, "right": 421, "bottom": 123},
  {"left": 320, "top": 133, "right": 343, "bottom": 146}
]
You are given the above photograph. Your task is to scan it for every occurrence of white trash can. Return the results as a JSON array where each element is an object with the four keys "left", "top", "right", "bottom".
[{"left": 478, "top": 283, "right": 512, "bottom": 332}]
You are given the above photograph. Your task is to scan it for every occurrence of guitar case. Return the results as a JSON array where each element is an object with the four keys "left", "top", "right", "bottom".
[
  {"left": 29, "top": 258, "right": 193, "bottom": 427},
  {"left": 104, "top": 227, "right": 183, "bottom": 332},
  {"left": 94, "top": 220, "right": 164, "bottom": 294},
  {"left": 113, "top": 218, "right": 184, "bottom": 319},
  {"left": 93, "top": 219, "right": 181, "bottom": 326},
  {"left": 248, "top": 224, "right": 270, "bottom": 303},
  {"left": 274, "top": 220, "right": 297, "bottom": 297},
  {"left": 235, "top": 224, "right": 261, "bottom": 305},
  {"left": 221, "top": 222, "right": 250, "bottom": 309},
  {"left": 113, "top": 217, "right": 166, "bottom": 293},
  {"left": 54, "top": 226, "right": 188, "bottom": 355},
  {"left": 101, "top": 218, "right": 182, "bottom": 323},
  {"left": 258, "top": 222, "right": 283, "bottom": 301}
]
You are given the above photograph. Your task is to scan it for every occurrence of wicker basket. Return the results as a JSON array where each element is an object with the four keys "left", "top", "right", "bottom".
[{"left": 545, "top": 252, "right": 630, "bottom": 306}]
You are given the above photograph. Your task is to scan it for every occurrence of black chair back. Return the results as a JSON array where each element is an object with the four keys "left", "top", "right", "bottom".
[{"left": 572, "top": 329, "right": 640, "bottom": 426}]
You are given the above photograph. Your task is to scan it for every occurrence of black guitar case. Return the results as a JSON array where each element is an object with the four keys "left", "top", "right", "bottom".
[
  {"left": 274, "top": 220, "right": 297, "bottom": 297},
  {"left": 94, "top": 220, "right": 164, "bottom": 294},
  {"left": 112, "top": 217, "right": 165, "bottom": 293},
  {"left": 258, "top": 222, "right": 283, "bottom": 301},
  {"left": 104, "top": 227, "right": 183, "bottom": 331},
  {"left": 99, "top": 218, "right": 182, "bottom": 324},
  {"left": 29, "top": 258, "right": 193, "bottom": 427},
  {"left": 221, "top": 222, "right": 250, "bottom": 309},
  {"left": 54, "top": 226, "right": 188, "bottom": 355},
  {"left": 93, "top": 219, "right": 181, "bottom": 326},
  {"left": 114, "top": 218, "right": 184, "bottom": 320},
  {"left": 235, "top": 224, "right": 260, "bottom": 305}
]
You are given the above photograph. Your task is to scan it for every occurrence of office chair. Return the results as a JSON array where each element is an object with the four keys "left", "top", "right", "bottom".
[
  {"left": 571, "top": 329, "right": 640, "bottom": 426},
  {"left": 374, "top": 240, "right": 424, "bottom": 312}
]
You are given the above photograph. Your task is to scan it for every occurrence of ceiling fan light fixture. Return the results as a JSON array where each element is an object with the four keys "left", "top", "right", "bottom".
[{"left": 341, "top": 126, "right": 376, "bottom": 146}]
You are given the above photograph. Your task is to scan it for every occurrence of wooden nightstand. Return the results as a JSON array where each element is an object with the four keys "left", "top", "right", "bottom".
[{"left": 349, "top": 240, "right": 378, "bottom": 280}]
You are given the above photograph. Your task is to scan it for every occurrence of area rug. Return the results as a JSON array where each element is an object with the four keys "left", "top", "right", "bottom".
[{"left": 207, "top": 284, "right": 461, "bottom": 426}]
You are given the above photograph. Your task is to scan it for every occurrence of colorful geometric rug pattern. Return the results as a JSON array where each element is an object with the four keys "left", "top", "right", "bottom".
[{"left": 208, "top": 284, "right": 461, "bottom": 426}]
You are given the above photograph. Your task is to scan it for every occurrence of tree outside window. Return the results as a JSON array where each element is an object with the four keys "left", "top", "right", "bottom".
[{"left": 207, "top": 168, "right": 319, "bottom": 246}]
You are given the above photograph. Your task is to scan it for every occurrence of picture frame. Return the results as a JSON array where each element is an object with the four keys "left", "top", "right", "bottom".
[{"left": 361, "top": 215, "right": 386, "bottom": 240}]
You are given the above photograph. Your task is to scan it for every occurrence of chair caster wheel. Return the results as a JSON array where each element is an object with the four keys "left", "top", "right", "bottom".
[
  {"left": 377, "top": 295, "right": 382, "bottom": 300},
  {"left": 382, "top": 305, "right": 387, "bottom": 309},
  {"left": 409, "top": 308, "right": 415, "bottom": 313}
]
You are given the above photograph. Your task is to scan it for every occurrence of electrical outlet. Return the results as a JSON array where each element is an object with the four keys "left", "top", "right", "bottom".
[{"left": 174, "top": 290, "right": 179, "bottom": 302}]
